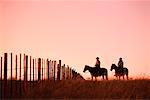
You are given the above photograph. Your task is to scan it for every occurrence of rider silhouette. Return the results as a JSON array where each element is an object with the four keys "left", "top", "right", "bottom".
[
  {"left": 95, "top": 57, "right": 101, "bottom": 72},
  {"left": 118, "top": 58, "right": 124, "bottom": 73}
]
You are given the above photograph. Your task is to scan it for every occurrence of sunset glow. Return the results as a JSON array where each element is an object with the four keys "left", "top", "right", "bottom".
[{"left": 0, "top": 0, "right": 150, "bottom": 79}]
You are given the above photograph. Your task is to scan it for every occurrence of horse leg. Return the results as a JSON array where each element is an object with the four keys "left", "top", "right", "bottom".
[
  {"left": 106, "top": 75, "right": 108, "bottom": 80},
  {"left": 116, "top": 75, "right": 118, "bottom": 80},
  {"left": 123, "top": 75, "right": 124, "bottom": 80},
  {"left": 106, "top": 71, "right": 108, "bottom": 80},
  {"left": 126, "top": 74, "right": 129, "bottom": 80},
  {"left": 91, "top": 75, "right": 93, "bottom": 80},
  {"left": 95, "top": 77, "right": 97, "bottom": 81},
  {"left": 119, "top": 76, "right": 121, "bottom": 80},
  {"left": 102, "top": 75, "right": 104, "bottom": 80}
]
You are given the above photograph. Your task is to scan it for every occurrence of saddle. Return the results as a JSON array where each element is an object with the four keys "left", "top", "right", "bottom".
[
  {"left": 118, "top": 67, "right": 124, "bottom": 74},
  {"left": 95, "top": 66, "right": 101, "bottom": 74}
]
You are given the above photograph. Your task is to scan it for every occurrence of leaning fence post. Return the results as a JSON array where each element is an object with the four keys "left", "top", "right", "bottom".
[{"left": 4, "top": 53, "right": 8, "bottom": 98}]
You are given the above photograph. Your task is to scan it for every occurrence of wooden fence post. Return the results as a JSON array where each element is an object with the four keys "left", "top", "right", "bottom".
[
  {"left": 62, "top": 64, "right": 65, "bottom": 80},
  {"left": 49, "top": 60, "right": 51, "bottom": 79},
  {"left": 20, "top": 54, "right": 21, "bottom": 81},
  {"left": 35, "top": 59, "right": 36, "bottom": 80},
  {"left": 61, "top": 65, "right": 64, "bottom": 80},
  {"left": 4, "top": 53, "right": 7, "bottom": 98},
  {"left": 16, "top": 55, "right": 17, "bottom": 92},
  {"left": 16, "top": 55, "right": 17, "bottom": 80},
  {"left": 25, "top": 55, "right": 28, "bottom": 81},
  {"left": 51, "top": 61, "right": 53, "bottom": 79},
  {"left": 66, "top": 65, "right": 69, "bottom": 79},
  {"left": 32, "top": 58, "right": 34, "bottom": 88},
  {"left": 38, "top": 58, "right": 41, "bottom": 81},
  {"left": 47, "top": 59, "right": 49, "bottom": 80},
  {"left": 33, "top": 59, "right": 34, "bottom": 82},
  {"left": 30, "top": 56, "right": 31, "bottom": 83},
  {"left": 30, "top": 56, "right": 31, "bottom": 89},
  {"left": 70, "top": 68, "right": 72, "bottom": 79},
  {"left": 20, "top": 54, "right": 21, "bottom": 96},
  {"left": 57, "top": 64, "right": 60, "bottom": 80},
  {"left": 54, "top": 61, "right": 56, "bottom": 81},
  {"left": 24, "top": 55, "right": 28, "bottom": 93},
  {"left": 10, "top": 53, "right": 13, "bottom": 97},
  {"left": 24, "top": 54, "right": 26, "bottom": 81},
  {"left": 0, "top": 57, "right": 2, "bottom": 99},
  {"left": 57, "top": 60, "right": 61, "bottom": 80},
  {"left": 42, "top": 59, "right": 43, "bottom": 81},
  {"left": 43, "top": 59, "right": 45, "bottom": 80},
  {"left": 4, "top": 53, "right": 7, "bottom": 81}
]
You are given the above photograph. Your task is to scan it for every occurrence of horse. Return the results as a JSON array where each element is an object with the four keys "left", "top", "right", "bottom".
[
  {"left": 110, "top": 64, "right": 128, "bottom": 80},
  {"left": 83, "top": 65, "right": 108, "bottom": 80}
]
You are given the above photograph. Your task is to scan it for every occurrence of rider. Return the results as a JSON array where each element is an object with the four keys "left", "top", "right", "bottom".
[
  {"left": 95, "top": 57, "right": 101, "bottom": 71},
  {"left": 118, "top": 58, "right": 124, "bottom": 72}
]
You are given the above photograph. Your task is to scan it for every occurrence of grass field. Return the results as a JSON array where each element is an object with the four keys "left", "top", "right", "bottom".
[{"left": 1, "top": 79, "right": 150, "bottom": 99}]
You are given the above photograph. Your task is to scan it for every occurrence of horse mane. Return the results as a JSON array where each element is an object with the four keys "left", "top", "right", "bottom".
[{"left": 85, "top": 65, "right": 92, "bottom": 68}]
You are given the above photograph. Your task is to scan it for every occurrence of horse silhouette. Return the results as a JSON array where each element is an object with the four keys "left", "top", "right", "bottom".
[
  {"left": 110, "top": 64, "right": 128, "bottom": 80},
  {"left": 83, "top": 65, "right": 108, "bottom": 80}
]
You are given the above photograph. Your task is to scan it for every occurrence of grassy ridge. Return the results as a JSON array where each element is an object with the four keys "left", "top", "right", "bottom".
[
  {"left": 26, "top": 79, "right": 150, "bottom": 99},
  {"left": 0, "top": 79, "right": 149, "bottom": 99}
]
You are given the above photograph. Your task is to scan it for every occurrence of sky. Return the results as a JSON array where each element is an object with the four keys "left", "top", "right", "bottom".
[{"left": 0, "top": 0, "right": 150, "bottom": 79}]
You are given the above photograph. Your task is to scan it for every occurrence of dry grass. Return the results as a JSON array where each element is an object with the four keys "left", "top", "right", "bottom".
[
  {"left": 27, "top": 79, "right": 150, "bottom": 99},
  {"left": 1, "top": 79, "right": 150, "bottom": 99}
]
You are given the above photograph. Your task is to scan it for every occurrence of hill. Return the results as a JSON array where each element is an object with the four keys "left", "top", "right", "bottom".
[
  {"left": 26, "top": 79, "right": 150, "bottom": 99},
  {"left": 1, "top": 79, "right": 150, "bottom": 99}
]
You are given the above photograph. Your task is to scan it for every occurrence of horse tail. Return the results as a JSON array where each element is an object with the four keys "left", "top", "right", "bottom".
[
  {"left": 127, "top": 69, "right": 128, "bottom": 75},
  {"left": 125, "top": 68, "right": 129, "bottom": 80},
  {"left": 127, "top": 68, "right": 129, "bottom": 79}
]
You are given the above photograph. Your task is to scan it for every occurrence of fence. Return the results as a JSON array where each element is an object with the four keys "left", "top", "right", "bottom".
[{"left": 0, "top": 52, "right": 81, "bottom": 98}]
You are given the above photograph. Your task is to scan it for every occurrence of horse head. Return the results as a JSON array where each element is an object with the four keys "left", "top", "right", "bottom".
[
  {"left": 110, "top": 64, "right": 117, "bottom": 71},
  {"left": 83, "top": 65, "right": 89, "bottom": 72}
]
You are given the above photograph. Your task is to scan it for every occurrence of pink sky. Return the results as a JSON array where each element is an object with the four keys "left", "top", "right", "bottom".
[{"left": 0, "top": 0, "right": 150, "bottom": 79}]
